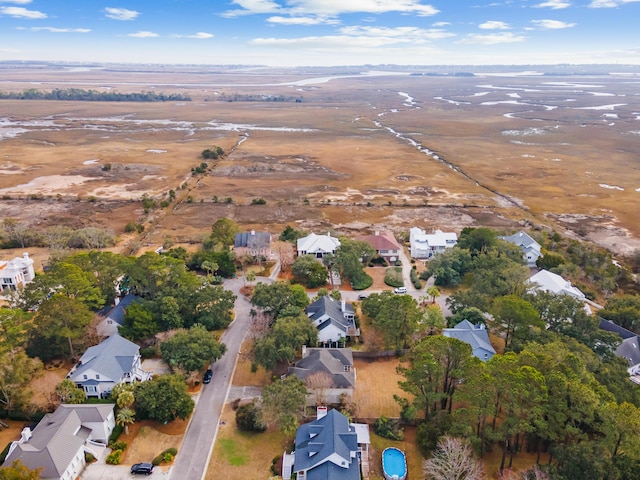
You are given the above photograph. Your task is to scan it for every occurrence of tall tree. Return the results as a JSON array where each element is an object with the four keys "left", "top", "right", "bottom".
[
  {"left": 491, "top": 294, "right": 543, "bottom": 351},
  {"left": 252, "top": 313, "right": 318, "bottom": 370},
  {"left": 54, "top": 378, "right": 86, "bottom": 405},
  {"left": 372, "top": 294, "right": 422, "bottom": 350},
  {"left": 116, "top": 407, "right": 136, "bottom": 435},
  {"left": 27, "top": 294, "right": 93, "bottom": 360},
  {"left": 135, "top": 374, "right": 195, "bottom": 423},
  {"left": 0, "top": 352, "right": 43, "bottom": 416},
  {"left": 291, "top": 255, "right": 328, "bottom": 288},
  {"left": 185, "top": 284, "right": 236, "bottom": 330},
  {"left": 160, "top": 324, "right": 226, "bottom": 373},
  {"left": 261, "top": 376, "right": 307, "bottom": 436},
  {"left": 251, "top": 281, "right": 309, "bottom": 321},
  {"left": 0, "top": 460, "right": 42, "bottom": 480},
  {"left": 205, "top": 217, "right": 239, "bottom": 250}
]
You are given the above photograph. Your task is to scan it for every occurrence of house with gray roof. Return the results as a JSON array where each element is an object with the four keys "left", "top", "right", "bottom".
[
  {"left": 500, "top": 231, "right": 543, "bottom": 267},
  {"left": 306, "top": 296, "right": 359, "bottom": 345},
  {"left": 97, "top": 293, "right": 141, "bottom": 337},
  {"left": 599, "top": 318, "right": 640, "bottom": 384},
  {"left": 234, "top": 230, "right": 272, "bottom": 259},
  {"left": 529, "top": 269, "right": 586, "bottom": 300},
  {"left": 67, "top": 334, "right": 151, "bottom": 399},
  {"left": 3, "top": 404, "right": 115, "bottom": 480},
  {"left": 285, "top": 408, "right": 367, "bottom": 480},
  {"left": 288, "top": 347, "right": 356, "bottom": 405},
  {"left": 443, "top": 320, "right": 496, "bottom": 361}
]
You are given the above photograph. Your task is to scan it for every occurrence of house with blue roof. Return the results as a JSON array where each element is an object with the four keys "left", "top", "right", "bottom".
[
  {"left": 284, "top": 408, "right": 369, "bottom": 480},
  {"left": 500, "top": 231, "right": 542, "bottom": 267},
  {"left": 97, "top": 293, "right": 141, "bottom": 338},
  {"left": 443, "top": 320, "right": 496, "bottom": 361},
  {"left": 67, "top": 334, "right": 151, "bottom": 398}
]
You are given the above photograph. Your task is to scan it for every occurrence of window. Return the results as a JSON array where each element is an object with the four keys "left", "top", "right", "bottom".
[
  {"left": 83, "top": 375, "right": 88, "bottom": 380},
  {"left": 96, "top": 374, "right": 100, "bottom": 379}
]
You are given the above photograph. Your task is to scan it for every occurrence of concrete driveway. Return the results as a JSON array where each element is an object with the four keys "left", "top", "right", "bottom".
[{"left": 82, "top": 462, "right": 171, "bottom": 480}]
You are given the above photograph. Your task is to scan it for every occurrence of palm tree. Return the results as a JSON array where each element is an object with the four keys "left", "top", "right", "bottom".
[
  {"left": 116, "top": 407, "right": 136, "bottom": 435},
  {"left": 201, "top": 260, "right": 218, "bottom": 279},
  {"left": 427, "top": 286, "right": 441, "bottom": 304},
  {"left": 116, "top": 390, "right": 135, "bottom": 409}
]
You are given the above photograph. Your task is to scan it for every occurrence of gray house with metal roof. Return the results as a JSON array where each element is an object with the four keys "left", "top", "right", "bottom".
[
  {"left": 97, "top": 293, "right": 141, "bottom": 338},
  {"left": 67, "top": 334, "right": 151, "bottom": 398},
  {"left": 291, "top": 408, "right": 362, "bottom": 480},
  {"left": 443, "top": 320, "right": 496, "bottom": 361},
  {"left": 500, "top": 231, "right": 542, "bottom": 267},
  {"left": 3, "top": 404, "right": 115, "bottom": 480},
  {"left": 234, "top": 230, "right": 272, "bottom": 259}
]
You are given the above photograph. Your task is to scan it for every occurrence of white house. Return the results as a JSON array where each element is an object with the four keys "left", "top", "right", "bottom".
[
  {"left": 3, "top": 404, "right": 115, "bottom": 480},
  {"left": 67, "top": 334, "right": 151, "bottom": 398},
  {"left": 529, "top": 269, "right": 586, "bottom": 300},
  {"left": 409, "top": 227, "right": 457, "bottom": 259},
  {"left": 500, "top": 231, "right": 542, "bottom": 267},
  {"left": 297, "top": 232, "right": 341, "bottom": 258},
  {"left": 0, "top": 252, "right": 35, "bottom": 292},
  {"left": 306, "top": 296, "right": 359, "bottom": 345}
]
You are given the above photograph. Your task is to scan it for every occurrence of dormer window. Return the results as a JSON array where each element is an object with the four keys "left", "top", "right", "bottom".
[
  {"left": 96, "top": 374, "right": 100, "bottom": 379},
  {"left": 83, "top": 375, "right": 87, "bottom": 380}
]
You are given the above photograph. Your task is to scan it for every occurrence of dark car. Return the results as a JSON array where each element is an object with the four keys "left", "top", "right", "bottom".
[
  {"left": 203, "top": 368, "right": 213, "bottom": 384},
  {"left": 131, "top": 462, "right": 154, "bottom": 475}
]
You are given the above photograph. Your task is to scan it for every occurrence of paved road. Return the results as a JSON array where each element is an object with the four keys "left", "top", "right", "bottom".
[{"left": 169, "top": 274, "right": 272, "bottom": 480}]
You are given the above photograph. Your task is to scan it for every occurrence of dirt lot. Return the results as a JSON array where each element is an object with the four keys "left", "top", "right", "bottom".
[{"left": 119, "top": 419, "right": 187, "bottom": 465}]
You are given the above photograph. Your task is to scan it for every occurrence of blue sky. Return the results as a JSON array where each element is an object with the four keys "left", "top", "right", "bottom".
[{"left": 1, "top": 0, "right": 639, "bottom": 66}]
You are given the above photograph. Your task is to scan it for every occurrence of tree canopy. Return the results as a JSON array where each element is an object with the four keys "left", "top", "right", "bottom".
[
  {"left": 135, "top": 374, "right": 195, "bottom": 423},
  {"left": 160, "top": 324, "right": 226, "bottom": 373}
]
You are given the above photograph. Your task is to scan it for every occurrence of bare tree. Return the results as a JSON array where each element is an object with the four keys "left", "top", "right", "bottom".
[
  {"left": 272, "top": 240, "right": 295, "bottom": 273},
  {"left": 305, "top": 371, "right": 334, "bottom": 406},
  {"left": 249, "top": 310, "right": 271, "bottom": 343},
  {"left": 499, "top": 465, "right": 549, "bottom": 480},
  {"left": 423, "top": 436, "right": 485, "bottom": 480}
]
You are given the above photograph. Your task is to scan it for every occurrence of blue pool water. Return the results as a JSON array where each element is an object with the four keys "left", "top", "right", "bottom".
[{"left": 382, "top": 447, "right": 407, "bottom": 480}]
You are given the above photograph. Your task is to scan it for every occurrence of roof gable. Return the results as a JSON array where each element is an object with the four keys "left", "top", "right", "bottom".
[
  {"left": 70, "top": 334, "right": 139, "bottom": 382},
  {"left": 297, "top": 233, "right": 340, "bottom": 254},
  {"left": 529, "top": 270, "right": 585, "bottom": 299},
  {"left": 307, "top": 297, "right": 354, "bottom": 335},
  {"left": 443, "top": 321, "right": 496, "bottom": 360},
  {"left": 289, "top": 348, "right": 355, "bottom": 388}
]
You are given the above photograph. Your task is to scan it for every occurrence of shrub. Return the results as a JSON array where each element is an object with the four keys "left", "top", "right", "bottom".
[
  {"left": 109, "top": 423, "right": 123, "bottom": 444},
  {"left": 251, "top": 197, "right": 267, "bottom": 205},
  {"left": 108, "top": 440, "right": 127, "bottom": 451},
  {"left": 106, "top": 449, "right": 122, "bottom": 465},
  {"left": 351, "top": 274, "right": 373, "bottom": 290},
  {"left": 85, "top": 452, "right": 96, "bottom": 463},
  {"left": 153, "top": 448, "right": 179, "bottom": 466},
  {"left": 374, "top": 416, "right": 404, "bottom": 441},
  {"left": 235, "top": 401, "right": 266, "bottom": 432},
  {"left": 410, "top": 269, "right": 422, "bottom": 289},
  {"left": 140, "top": 346, "right": 157, "bottom": 359},
  {"left": 384, "top": 267, "right": 404, "bottom": 288}
]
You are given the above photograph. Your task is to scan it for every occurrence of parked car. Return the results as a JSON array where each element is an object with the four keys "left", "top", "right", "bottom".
[
  {"left": 393, "top": 287, "right": 407, "bottom": 294},
  {"left": 203, "top": 368, "right": 213, "bottom": 384},
  {"left": 358, "top": 293, "right": 369, "bottom": 300},
  {"left": 131, "top": 462, "right": 154, "bottom": 475}
]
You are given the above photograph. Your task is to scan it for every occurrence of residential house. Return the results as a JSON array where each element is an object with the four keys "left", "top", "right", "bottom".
[
  {"left": 0, "top": 252, "right": 35, "bottom": 293},
  {"left": 283, "top": 407, "right": 370, "bottom": 480},
  {"left": 443, "top": 320, "right": 496, "bottom": 361},
  {"left": 3, "top": 404, "right": 115, "bottom": 480},
  {"left": 306, "top": 296, "right": 359, "bottom": 345},
  {"left": 529, "top": 269, "right": 586, "bottom": 300},
  {"left": 97, "top": 293, "right": 141, "bottom": 338},
  {"left": 500, "top": 231, "right": 543, "bottom": 267},
  {"left": 297, "top": 233, "right": 341, "bottom": 259},
  {"left": 599, "top": 318, "right": 640, "bottom": 384},
  {"left": 357, "top": 231, "right": 401, "bottom": 263},
  {"left": 67, "top": 334, "right": 151, "bottom": 399},
  {"left": 234, "top": 230, "right": 272, "bottom": 259},
  {"left": 409, "top": 227, "right": 457, "bottom": 259},
  {"left": 288, "top": 347, "right": 356, "bottom": 405}
]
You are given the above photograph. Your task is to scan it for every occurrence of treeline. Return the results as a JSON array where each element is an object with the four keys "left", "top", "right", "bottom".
[
  {"left": 215, "top": 93, "right": 302, "bottom": 103},
  {"left": 0, "top": 88, "right": 191, "bottom": 102}
]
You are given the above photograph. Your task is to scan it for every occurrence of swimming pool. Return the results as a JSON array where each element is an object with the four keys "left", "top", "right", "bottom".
[{"left": 382, "top": 447, "right": 407, "bottom": 480}]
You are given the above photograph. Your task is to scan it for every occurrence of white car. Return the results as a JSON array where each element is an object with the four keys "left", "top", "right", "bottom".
[{"left": 393, "top": 287, "right": 407, "bottom": 294}]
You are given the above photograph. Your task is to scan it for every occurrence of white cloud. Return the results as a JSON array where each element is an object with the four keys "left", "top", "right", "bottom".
[
  {"left": 267, "top": 15, "right": 339, "bottom": 25},
  {"left": 172, "top": 32, "right": 214, "bottom": 39},
  {"left": 432, "top": 21, "right": 450, "bottom": 27},
  {"left": 104, "top": 7, "right": 140, "bottom": 21},
  {"left": 533, "top": 0, "right": 571, "bottom": 8},
  {"left": 251, "top": 35, "right": 409, "bottom": 48},
  {"left": 19, "top": 26, "right": 91, "bottom": 33},
  {"left": 458, "top": 32, "right": 526, "bottom": 44},
  {"left": 1, "top": 0, "right": 33, "bottom": 4},
  {"left": 531, "top": 19, "right": 576, "bottom": 28},
  {"left": 478, "top": 20, "right": 510, "bottom": 29},
  {"left": 0, "top": 6, "right": 46, "bottom": 19},
  {"left": 340, "top": 25, "right": 455, "bottom": 40},
  {"left": 590, "top": 0, "right": 640, "bottom": 6},
  {"left": 127, "top": 31, "right": 159, "bottom": 38},
  {"left": 225, "top": 0, "right": 439, "bottom": 17}
]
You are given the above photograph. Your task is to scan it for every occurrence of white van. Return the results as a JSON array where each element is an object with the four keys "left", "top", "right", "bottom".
[{"left": 393, "top": 287, "right": 407, "bottom": 294}]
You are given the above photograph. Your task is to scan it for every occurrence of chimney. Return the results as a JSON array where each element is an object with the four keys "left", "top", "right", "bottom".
[
  {"left": 23, "top": 252, "right": 30, "bottom": 259},
  {"left": 341, "top": 300, "right": 346, "bottom": 312},
  {"left": 20, "top": 427, "right": 32, "bottom": 443},
  {"left": 302, "top": 345, "right": 307, "bottom": 358},
  {"left": 317, "top": 406, "right": 328, "bottom": 420},
  {"left": 250, "top": 230, "right": 256, "bottom": 235},
  {"left": 374, "top": 231, "right": 379, "bottom": 236}
]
